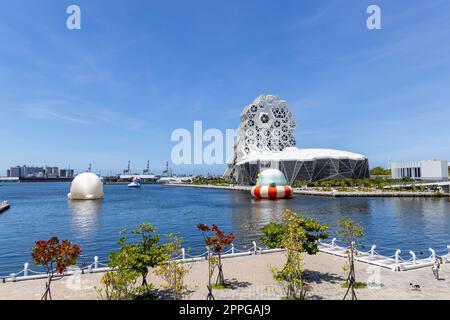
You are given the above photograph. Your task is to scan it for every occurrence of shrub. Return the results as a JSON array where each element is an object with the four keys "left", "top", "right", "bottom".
[
  {"left": 260, "top": 211, "right": 329, "bottom": 254},
  {"left": 154, "top": 234, "right": 191, "bottom": 300},
  {"left": 97, "top": 223, "right": 165, "bottom": 300},
  {"left": 271, "top": 211, "right": 307, "bottom": 299}
]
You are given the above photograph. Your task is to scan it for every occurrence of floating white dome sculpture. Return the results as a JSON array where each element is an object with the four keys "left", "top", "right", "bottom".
[
  {"left": 68, "top": 172, "right": 104, "bottom": 200},
  {"left": 257, "top": 169, "right": 289, "bottom": 187},
  {"left": 251, "top": 169, "right": 292, "bottom": 200}
]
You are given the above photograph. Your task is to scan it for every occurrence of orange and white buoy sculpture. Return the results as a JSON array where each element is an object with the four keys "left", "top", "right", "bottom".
[{"left": 251, "top": 169, "right": 293, "bottom": 200}]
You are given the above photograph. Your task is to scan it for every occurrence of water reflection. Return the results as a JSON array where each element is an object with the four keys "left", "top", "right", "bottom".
[
  {"left": 230, "top": 191, "right": 298, "bottom": 244},
  {"left": 229, "top": 193, "right": 376, "bottom": 246},
  {"left": 68, "top": 200, "right": 102, "bottom": 239}
]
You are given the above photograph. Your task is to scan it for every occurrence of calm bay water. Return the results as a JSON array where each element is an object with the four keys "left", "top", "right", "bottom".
[{"left": 1, "top": 182, "right": 450, "bottom": 276}]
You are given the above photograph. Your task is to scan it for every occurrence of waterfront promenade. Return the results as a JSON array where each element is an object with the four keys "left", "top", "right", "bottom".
[
  {"left": 1, "top": 252, "right": 449, "bottom": 300},
  {"left": 165, "top": 184, "right": 450, "bottom": 197}
]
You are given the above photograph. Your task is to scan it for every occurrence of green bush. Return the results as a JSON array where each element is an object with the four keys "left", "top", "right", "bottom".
[
  {"left": 192, "top": 177, "right": 230, "bottom": 186},
  {"left": 268, "top": 210, "right": 328, "bottom": 300},
  {"left": 97, "top": 223, "right": 165, "bottom": 300},
  {"left": 260, "top": 210, "right": 329, "bottom": 254},
  {"left": 370, "top": 166, "right": 391, "bottom": 176}
]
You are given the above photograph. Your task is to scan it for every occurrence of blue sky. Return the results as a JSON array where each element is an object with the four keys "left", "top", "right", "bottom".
[{"left": 1, "top": 0, "right": 450, "bottom": 175}]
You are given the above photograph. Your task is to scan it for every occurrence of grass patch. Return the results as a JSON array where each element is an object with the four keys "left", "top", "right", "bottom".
[
  {"left": 281, "top": 296, "right": 308, "bottom": 300},
  {"left": 340, "top": 282, "right": 367, "bottom": 289},
  {"left": 212, "top": 283, "right": 233, "bottom": 290}
]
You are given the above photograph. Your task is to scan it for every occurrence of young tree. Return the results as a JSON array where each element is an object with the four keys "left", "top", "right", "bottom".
[
  {"left": 103, "top": 223, "right": 165, "bottom": 299},
  {"left": 31, "top": 237, "right": 81, "bottom": 300},
  {"left": 337, "top": 216, "right": 365, "bottom": 300},
  {"left": 270, "top": 210, "right": 328, "bottom": 300},
  {"left": 97, "top": 267, "right": 142, "bottom": 300},
  {"left": 154, "top": 234, "right": 191, "bottom": 300},
  {"left": 197, "top": 224, "right": 235, "bottom": 288},
  {"left": 260, "top": 209, "right": 329, "bottom": 254}
]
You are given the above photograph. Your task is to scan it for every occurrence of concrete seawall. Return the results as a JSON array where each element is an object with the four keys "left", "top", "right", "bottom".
[
  {"left": 163, "top": 184, "right": 251, "bottom": 191},
  {"left": 293, "top": 190, "right": 449, "bottom": 198},
  {"left": 164, "top": 184, "right": 450, "bottom": 198}
]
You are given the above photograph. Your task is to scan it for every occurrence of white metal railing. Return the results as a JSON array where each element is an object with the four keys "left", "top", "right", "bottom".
[
  {"left": 0, "top": 241, "right": 282, "bottom": 283},
  {"left": 3, "top": 239, "right": 449, "bottom": 282},
  {"left": 317, "top": 239, "right": 449, "bottom": 271}
]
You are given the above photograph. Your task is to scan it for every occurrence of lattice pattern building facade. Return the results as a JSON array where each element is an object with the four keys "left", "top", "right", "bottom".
[{"left": 224, "top": 95, "right": 370, "bottom": 185}]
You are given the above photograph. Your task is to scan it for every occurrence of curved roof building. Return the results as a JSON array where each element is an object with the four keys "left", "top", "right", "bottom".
[{"left": 224, "top": 95, "right": 370, "bottom": 185}]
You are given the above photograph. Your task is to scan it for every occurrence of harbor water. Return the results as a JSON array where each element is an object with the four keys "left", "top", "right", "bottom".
[{"left": 1, "top": 182, "right": 450, "bottom": 276}]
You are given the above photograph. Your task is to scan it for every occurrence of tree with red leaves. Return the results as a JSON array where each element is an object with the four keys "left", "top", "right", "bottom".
[
  {"left": 197, "top": 223, "right": 235, "bottom": 289},
  {"left": 31, "top": 236, "right": 81, "bottom": 300}
]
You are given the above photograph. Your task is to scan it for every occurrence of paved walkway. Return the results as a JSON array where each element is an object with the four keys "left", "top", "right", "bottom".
[{"left": 1, "top": 252, "right": 449, "bottom": 300}]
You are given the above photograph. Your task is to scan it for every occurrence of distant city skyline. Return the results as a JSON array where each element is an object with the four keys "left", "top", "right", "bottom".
[
  {"left": 2, "top": 162, "right": 224, "bottom": 177},
  {"left": 2, "top": 1, "right": 450, "bottom": 175}
]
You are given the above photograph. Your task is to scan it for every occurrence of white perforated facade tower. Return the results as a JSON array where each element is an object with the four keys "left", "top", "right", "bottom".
[
  {"left": 224, "top": 95, "right": 297, "bottom": 180},
  {"left": 238, "top": 95, "right": 296, "bottom": 158},
  {"left": 224, "top": 94, "right": 370, "bottom": 185}
]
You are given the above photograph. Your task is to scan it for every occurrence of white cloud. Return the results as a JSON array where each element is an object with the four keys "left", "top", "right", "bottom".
[{"left": 18, "top": 98, "right": 145, "bottom": 132}]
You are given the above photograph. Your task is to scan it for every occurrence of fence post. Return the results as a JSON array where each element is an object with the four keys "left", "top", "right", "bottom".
[
  {"left": 395, "top": 249, "right": 401, "bottom": 264},
  {"left": 370, "top": 245, "right": 376, "bottom": 258},
  {"left": 252, "top": 241, "right": 257, "bottom": 255},
  {"left": 94, "top": 256, "right": 99, "bottom": 269},
  {"left": 24, "top": 263, "right": 29, "bottom": 277},
  {"left": 409, "top": 251, "right": 417, "bottom": 265},
  {"left": 206, "top": 246, "right": 211, "bottom": 259},
  {"left": 231, "top": 244, "right": 235, "bottom": 255},
  {"left": 10, "top": 273, "right": 16, "bottom": 282},
  {"left": 181, "top": 248, "right": 186, "bottom": 260},
  {"left": 331, "top": 238, "right": 337, "bottom": 250}
]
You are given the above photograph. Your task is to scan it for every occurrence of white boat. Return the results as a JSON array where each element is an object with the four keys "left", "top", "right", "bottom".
[
  {"left": 128, "top": 177, "right": 141, "bottom": 188},
  {"left": 0, "top": 201, "right": 10, "bottom": 214}
]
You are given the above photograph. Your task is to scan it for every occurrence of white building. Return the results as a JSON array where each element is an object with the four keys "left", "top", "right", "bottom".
[
  {"left": 391, "top": 160, "right": 449, "bottom": 181},
  {"left": 224, "top": 95, "right": 370, "bottom": 185}
]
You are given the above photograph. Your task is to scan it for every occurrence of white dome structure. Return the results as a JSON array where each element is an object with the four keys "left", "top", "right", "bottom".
[
  {"left": 257, "top": 169, "right": 288, "bottom": 187},
  {"left": 68, "top": 172, "right": 104, "bottom": 200}
]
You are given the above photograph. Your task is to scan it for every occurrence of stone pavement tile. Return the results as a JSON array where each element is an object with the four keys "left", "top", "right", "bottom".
[{"left": 1, "top": 252, "right": 449, "bottom": 300}]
